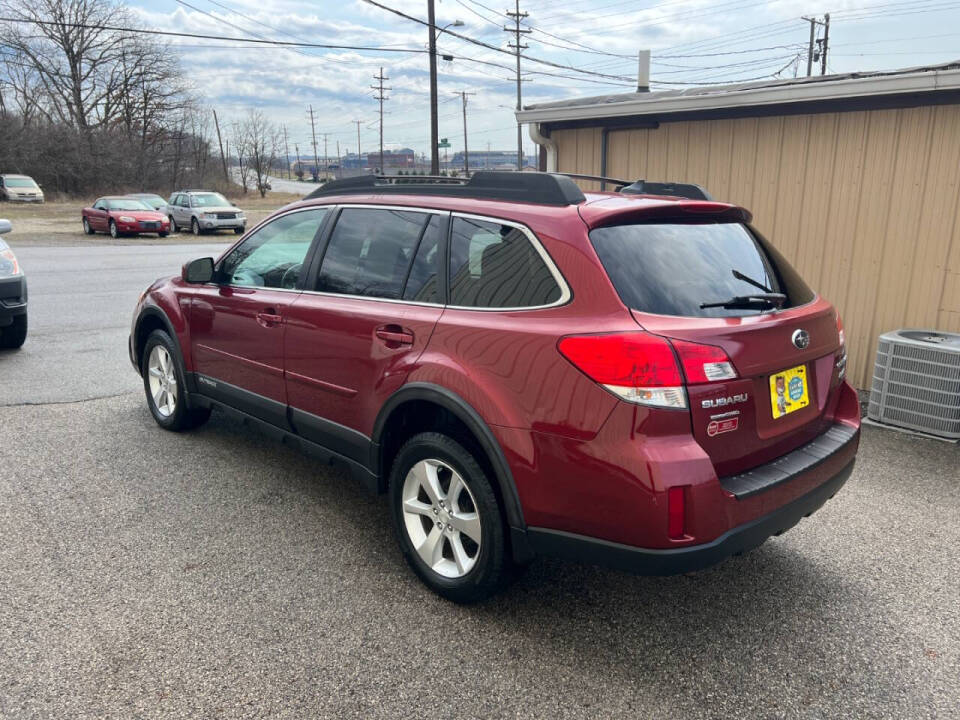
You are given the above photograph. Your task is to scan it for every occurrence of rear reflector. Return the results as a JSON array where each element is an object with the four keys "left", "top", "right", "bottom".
[
  {"left": 671, "top": 339, "right": 738, "bottom": 384},
  {"left": 557, "top": 332, "right": 686, "bottom": 409},
  {"left": 667, "top": 486, "right": 686, "bottom": 539}
]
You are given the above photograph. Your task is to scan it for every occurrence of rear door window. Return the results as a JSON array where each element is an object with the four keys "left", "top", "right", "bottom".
[
  {"left": 402, "top": 214, "right": 443, "bottom": 303},
  {"left": 589, "top": 222, "right": 814, "bottom": 317},
  {"left": 316, "top": 208, "right": 430, "bottom": 300},
  {"left": 448, "top": 217, "right": 562, "bottom": 308}
]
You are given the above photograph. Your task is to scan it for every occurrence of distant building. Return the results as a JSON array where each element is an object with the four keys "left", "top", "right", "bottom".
[
  {"left": 449, "top": 150, "right": 535, "bottom": 170},
  {"left": 340, "top": 148, "right": 416, "bottom": 170}
]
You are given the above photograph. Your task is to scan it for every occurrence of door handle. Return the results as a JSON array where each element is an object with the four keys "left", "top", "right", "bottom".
[
  {"left": 375, "top": 325, "right": 414, "bottom": 346},
  {"left": 257, "top": 309, "right": 283, "bottom": 328}
]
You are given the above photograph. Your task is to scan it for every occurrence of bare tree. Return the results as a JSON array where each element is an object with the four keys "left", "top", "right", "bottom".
[{"left": 241, "top": 109, "right": 279, "bottom": 198}]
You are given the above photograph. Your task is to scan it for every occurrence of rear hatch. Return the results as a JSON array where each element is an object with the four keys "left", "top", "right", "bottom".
[{"left": 585, "top": 207, "right": 845, "bottom": 477}]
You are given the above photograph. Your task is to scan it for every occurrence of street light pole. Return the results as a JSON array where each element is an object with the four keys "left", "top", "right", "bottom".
[{"left": 428, "top": 9, "right": 464, "bottom": 176}]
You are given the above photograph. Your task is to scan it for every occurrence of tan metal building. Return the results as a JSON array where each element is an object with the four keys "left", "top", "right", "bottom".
[{"left": 517, "top": 63, "right": 960, "bottom": 389}]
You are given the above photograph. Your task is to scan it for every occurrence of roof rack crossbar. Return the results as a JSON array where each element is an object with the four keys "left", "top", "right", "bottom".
[{"left": 304, "top": 171, "right": 586, "bottom": 206}]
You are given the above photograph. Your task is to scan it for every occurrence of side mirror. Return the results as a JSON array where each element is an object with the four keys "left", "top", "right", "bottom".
[
  {"left": 183, "top": 257, "right": 214, "bottom": 283},
  {"left": 0, "top": 219, "right": 11, "bottom": 235}
]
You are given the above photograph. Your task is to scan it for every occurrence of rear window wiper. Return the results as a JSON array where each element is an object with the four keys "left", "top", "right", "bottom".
[
  {"left": 700, "top": 293, "right": 786, "bottom": 310},
  {"left": 732, "top": 268, "right": 773, "bottom": 293}
]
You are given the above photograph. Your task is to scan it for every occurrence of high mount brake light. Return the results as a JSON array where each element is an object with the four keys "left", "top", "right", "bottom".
[
  {"left": 558, "top": 332, "right": 740, "bottom": 409},
  {"left": 671, "top": 339, "right": 738, "bottom": 384}
]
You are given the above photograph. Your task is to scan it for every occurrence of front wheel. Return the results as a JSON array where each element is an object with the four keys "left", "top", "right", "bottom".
[
  {"left": 109, "top": 220, "right": 119, "bottom": 239},
  {"left": 158, "top": 231, "right": 168, "bottom": 238},
  {"left": 168, "top": 215, "right": 178, "bottom": 233},
  {"left": 233, "top": 227, "right": 245, "bottom": 235},
  {"left": 141, "top": 329, "right": 211, "bottom": 431},
  {"left": 0, "top": 314, "right": 27, "bottom": 349},
  {"left": 389, "top": 432, "right": 511, "bottom": 603},
  {"left": 191, "top": 218, "right": 201, "bottom": 236}
]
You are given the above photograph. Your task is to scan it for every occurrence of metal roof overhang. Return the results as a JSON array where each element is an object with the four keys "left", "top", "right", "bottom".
[{"left": 516, "top": 66, "right": 960, "bottom": 128}]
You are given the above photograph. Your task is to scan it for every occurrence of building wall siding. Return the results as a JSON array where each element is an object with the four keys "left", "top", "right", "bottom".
[{"left": 551, "top": 104, "right": 960, "bottom": 389}]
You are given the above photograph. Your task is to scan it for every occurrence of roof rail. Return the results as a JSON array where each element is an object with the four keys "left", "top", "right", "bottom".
[
  {"left": 552, "top": 172, "right": 632, "bottom": 188},
  {"left": 619, "top": 180, "right": 713, "bottom": 201},
  {"left": 304, "top": 171, "right": 586, "bottom": 206}
]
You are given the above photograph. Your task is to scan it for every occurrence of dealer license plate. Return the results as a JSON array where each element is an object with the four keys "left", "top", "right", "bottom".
[{"left": 769, "top": 364, "right": 809, "bottom": 419}]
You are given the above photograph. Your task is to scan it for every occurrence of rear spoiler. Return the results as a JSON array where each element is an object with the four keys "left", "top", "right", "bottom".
[{"left": 583, "top": 201, "right": 753, "bottom": 229}]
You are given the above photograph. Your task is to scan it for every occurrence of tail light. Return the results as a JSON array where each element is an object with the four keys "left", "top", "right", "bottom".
[
  {"left": 557, "top": 332, "right": 686, "bottom": 409},
  {"left": 557, "top": 332, "right": 740, "bottom": 409},
  {"left": 671, "top": 339, "right": 738, "bottom": 384}
]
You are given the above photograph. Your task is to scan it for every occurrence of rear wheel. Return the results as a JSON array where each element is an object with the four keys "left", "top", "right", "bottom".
[
  {"left": 82, "top": 217, "right": 95, "bottom": 235},
  {"left": 0, "top": 314, "right": 27, "bottom": 349},
  {"left": 389, "top": 432, "right": 511, "bottom": 603},
  {"left": 141, "top": 329, "right": 211, "bottom": 431}
]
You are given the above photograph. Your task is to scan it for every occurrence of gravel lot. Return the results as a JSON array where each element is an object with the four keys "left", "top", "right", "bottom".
[
  {"left": 0, "top": 234, "right": 957, "bottom": 718},
  {"left": 0, "top": 192, "right": 301, "bottom": 246}
]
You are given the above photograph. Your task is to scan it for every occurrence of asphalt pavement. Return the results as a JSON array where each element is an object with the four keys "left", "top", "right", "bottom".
[
  {"left": 0, "top": 243, "right": 227, "bottom": 405},
  {"left": 0, "top": 240, "right": 958, "bottom": 718}
]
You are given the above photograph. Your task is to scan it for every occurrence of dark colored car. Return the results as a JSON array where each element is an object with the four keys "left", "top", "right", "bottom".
[
  {"left": 0, "top": 219, "right": 27, "bottom": 349},
  {"left": 82, "top": 196, "right": 170, "bottom": 238},
  {"left": 129, "top": 172, "right": 860, "bottom": 602},
  {"left": 126, "top": 193, "right": 168, "bottom": 211}
]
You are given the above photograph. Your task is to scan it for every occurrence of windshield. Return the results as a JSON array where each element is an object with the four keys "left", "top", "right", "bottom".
[
  {"left": 5, "top": 177, "right": 37, "bottom": 188},
  {"left": 589, "top": 221, "right": 814, "bottom": 318},
  {"left": 132, "top": 195, "right": 165, "bottom": 209},
  {"left": 191, "top": 193, "right": 230, "bottom": 207},
  {"left": 106, "top": 199, "right": 152, "bottom": 211}
]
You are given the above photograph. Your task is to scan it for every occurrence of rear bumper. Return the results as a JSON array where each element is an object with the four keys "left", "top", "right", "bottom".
[
  {"left": 0, "top": 275, "right": 27, "bottom": 325},
  {"left": 526, "top": 454, "right": 856, "bottom": 575}
]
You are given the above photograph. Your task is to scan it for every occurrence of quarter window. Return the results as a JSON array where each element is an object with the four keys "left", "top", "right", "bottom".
[
  {"left": 218, "top": 209, "right": 328, "bottom": 289},
  {"left": 448, "top": 217, "right": 562, "bottom": 308},
  {"left": 402, "top": 214, "right": 443, "bottom": 303},
  {"left": 316, "top": 208, "right": 430, "bottom": 299}
]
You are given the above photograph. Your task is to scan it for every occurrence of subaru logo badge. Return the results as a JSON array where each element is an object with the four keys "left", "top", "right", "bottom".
[{"left": 792, "top": 329, "right": 810, "bottom": 350}]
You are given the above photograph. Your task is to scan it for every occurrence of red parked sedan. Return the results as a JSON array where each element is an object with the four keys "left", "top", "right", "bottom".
[{"left": 82, "top": 196, "right": 170, "bottom": 238}]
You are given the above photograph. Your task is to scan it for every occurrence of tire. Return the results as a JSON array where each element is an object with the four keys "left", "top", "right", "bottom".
[
  {"left": 389, "top": 432, "right": 511, "bottom": 603},
  {"left": 109, "top": 220, "right": 119, "bottom": 239},
  {"left": 0, "top": 314, "right": 27, "bottom": 349},
  {"left": 233, "top": 227, "right": 244, "bottom": 235},
  {"left": 169, "top": 215, "right": 178, "bottom": 233},
  {"left": 191, "top": 218, "right": 201, "bottom": 236},
  {"left": 158, "top": 231, "right": 168, "bottom": 238},
  {"left": 140, "top": 329, "right": 211, "bottom": 432},
  {"left": 82, "top": 217, "right": 95, "bottom": 235}
]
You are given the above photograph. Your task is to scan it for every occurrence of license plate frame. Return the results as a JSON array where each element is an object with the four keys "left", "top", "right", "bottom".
[{"left": 769, "top": 364, "right": 810, "bottom": 419}]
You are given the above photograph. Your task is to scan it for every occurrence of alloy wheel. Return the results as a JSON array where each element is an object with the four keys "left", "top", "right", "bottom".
[
  {"left": 192, "top": 218, "right": 200, "bottom": 235},
  {"left": 109, "top": 221, "right": 118, "bottom": 238},
  {"left": 147, "top": 344, "right": 178, "bottom": 418},
  {"left": 401, "top": 458, "right": 482, "bottom": 578}
]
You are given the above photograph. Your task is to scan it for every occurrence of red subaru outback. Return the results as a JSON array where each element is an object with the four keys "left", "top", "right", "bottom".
[{"left": 129, "top": 172, "right": 859, "bottom": 602}]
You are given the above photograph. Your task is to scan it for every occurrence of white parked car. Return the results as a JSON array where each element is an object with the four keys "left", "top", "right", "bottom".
[
  {"left": 165, "top": 190, "right": 246, "bottom": 235},
  {"left": 0, "top": 174, "right": 44, "bottom": 203}
]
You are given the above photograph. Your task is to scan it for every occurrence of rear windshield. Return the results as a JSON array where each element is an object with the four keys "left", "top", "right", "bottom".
[{"left": 589, "top": 222, "right": 814, "bottom": 318}]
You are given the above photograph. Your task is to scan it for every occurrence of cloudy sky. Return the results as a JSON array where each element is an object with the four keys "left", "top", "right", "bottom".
[{"left": 128, "top": 0, "right": 960, "bottom": 159}]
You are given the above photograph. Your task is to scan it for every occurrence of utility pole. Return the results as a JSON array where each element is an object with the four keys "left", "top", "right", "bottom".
[
  {"left": 820, "top": 13, "right": 830, "bottom": 75},
  {"left": 454, "top": 90, "right": 475, "bottom": 176},
  {"left": 307, "top": 105, "right": 320, "bottom": 181},
  {"left": 320, "top": 132, "right": 330, "bottom": 181},
  {"left": 294, "top": 143, "right": 302, "bottom": 178},
  {"left": 281, "top": 124, "right": 291, "bottom": 180},
  {"left": 336, "top": 140, "right": 341, "bottom": 178},
  {"left": 354, "top": 120, "right": 362, "bottom": 172},
  {"left": 504, "top": 1, "right": 530, "bottom": 171},
  {"left": 803, "top": 15, "right": 830, "bottom": 77},
  {"left": 428, "top": 0, "right": 439, "bottom": 174},
  {"left": 212, "top": 109, "right": 229, "bottom": 184},
  {"left": 371, "top": 67, "right": 391, "bottom": 174}
]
